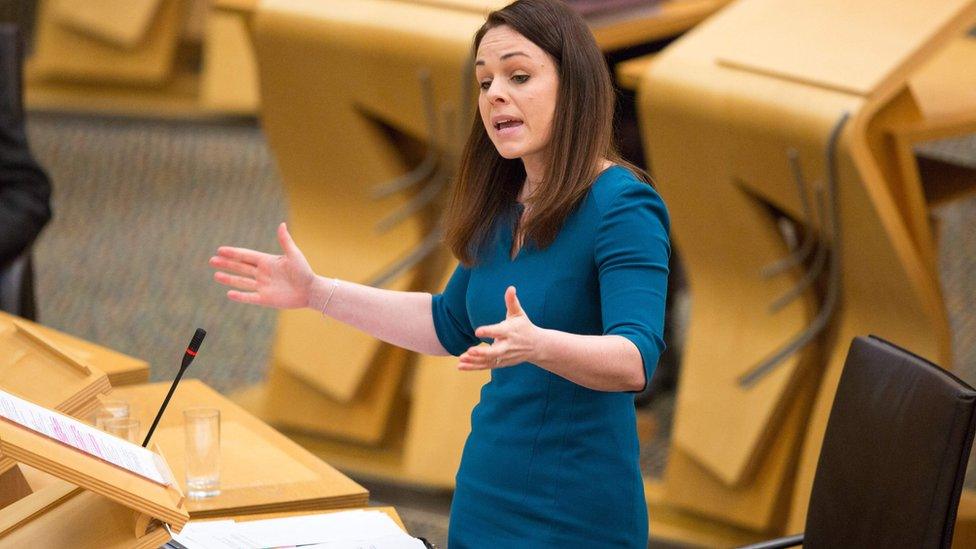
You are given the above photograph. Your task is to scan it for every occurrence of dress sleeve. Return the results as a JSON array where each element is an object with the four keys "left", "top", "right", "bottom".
[
  {"left": 595, "top": 182, "right": 671, "bottom": 393},
  {"left": 431, "top": 263, "right": 480, "bottom": 356}
]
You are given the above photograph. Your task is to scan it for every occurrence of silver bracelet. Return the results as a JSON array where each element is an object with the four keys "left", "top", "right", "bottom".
[{"left": 320, "top": 278, "right": 340, "bottom": 316}]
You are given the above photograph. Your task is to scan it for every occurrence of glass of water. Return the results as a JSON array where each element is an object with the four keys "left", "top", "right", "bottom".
[
  {"left": 104, "top": 417, "right": 140, "bottom": 443},
  {"left": 184, "top": 408, "right": 220, "bottom": 499},
  {"left": 94, "top": 399, "right": 130, "bottom": 430}
]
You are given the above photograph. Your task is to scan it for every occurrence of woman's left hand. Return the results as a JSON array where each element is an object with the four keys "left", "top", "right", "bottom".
[{"left": 459, "top": 286, "right": 544, "bottom": 370}]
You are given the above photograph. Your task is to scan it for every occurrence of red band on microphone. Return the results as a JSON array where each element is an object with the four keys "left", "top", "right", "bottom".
[{"left": 186, "top": 349, "right": 197, "bottom": 357}]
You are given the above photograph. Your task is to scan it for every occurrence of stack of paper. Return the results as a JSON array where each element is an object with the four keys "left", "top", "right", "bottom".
[
  {"left": 0, "top": 389, "right": 170, "bottom": 485},
  {"left": 168, "top": 509, "right": 426, "bottom": 549}
]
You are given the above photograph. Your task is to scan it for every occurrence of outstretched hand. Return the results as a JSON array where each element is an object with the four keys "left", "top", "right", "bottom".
[
  {"left": 459, "top": 286, "right": 542, "bottom": 370},
  {"left": 210, "top": 222, "right": 316, "bottom": 309}
]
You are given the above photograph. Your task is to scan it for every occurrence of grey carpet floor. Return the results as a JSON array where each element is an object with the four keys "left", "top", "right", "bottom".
[
  {"left": 28, "top": 114, "right": 285, "bottom": 392},
  {"left": 24, "top": 112, "right": 976, "bottom": 548}
]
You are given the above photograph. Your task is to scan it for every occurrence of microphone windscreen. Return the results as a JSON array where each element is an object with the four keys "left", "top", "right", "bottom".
[{"left": 188, "top": 328, "right": 207, "bottom": 353}]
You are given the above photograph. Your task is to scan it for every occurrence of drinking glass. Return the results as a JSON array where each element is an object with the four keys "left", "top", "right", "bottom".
[
  {"left": 94, "top": 399, "right": 130, "bottom": 430},
  {"left": 104, "top": 417, "right": 140, "bottom": 443},
  {"left": 184, "top": 408, "right": 220, "bottom": 499}
]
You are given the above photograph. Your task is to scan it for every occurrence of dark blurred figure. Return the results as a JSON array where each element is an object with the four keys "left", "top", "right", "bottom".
[{"left": 1, "top": 23, "right": 51, "bottom": 319}]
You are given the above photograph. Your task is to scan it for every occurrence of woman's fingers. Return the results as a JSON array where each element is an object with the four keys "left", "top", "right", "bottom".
[
  {"left": 474, "top": 321, "right": 508, "bottom": 339},
  {"left": 216, "top": 246, "right": 267, "bottom": 265},
  {"left": 214, "top": 271, "right": 258, "bottom": 291},
  {"left": 226, "top": 290, "right": 265, "bottom": 306},
  {"left": 209, "top": 256, "right": 257, "bottom": 277},
  {"left": 504, "top": 286, "right": 525, "bottom": 318},
  {"left": 277, "top": 222, "right": 301, "bottom": 258},
  {"left": 459, "top": 343, "right": 508, "bottom": 370}
]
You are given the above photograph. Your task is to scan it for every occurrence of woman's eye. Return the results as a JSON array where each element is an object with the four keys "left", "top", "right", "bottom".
[
  {"left": 479, "top": 80, "right": 492, "bottom": 91},
  {"left": 512, "top": 74, "right": 529, "bottom": 84}
]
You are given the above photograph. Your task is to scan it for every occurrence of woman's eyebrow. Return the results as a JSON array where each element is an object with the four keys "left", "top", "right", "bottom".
[{"left": 475, "top": 51, "right": 531, "bottom": 66}]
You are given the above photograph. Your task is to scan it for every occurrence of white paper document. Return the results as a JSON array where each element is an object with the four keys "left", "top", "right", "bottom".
[
  {"left": 171, "top": 509, "right": 427, "bottom": 549},
  {"left": 0, "top": 389, "right": 168, "bottom": 485}
]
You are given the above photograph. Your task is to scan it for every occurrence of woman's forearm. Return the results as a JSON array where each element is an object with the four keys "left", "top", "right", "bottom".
[
  {"left": 307, "top": 275, "right": 450, "bottom": 357},
  {"left": 458, "top": 287, "right": 646, "bottom": 392},
  {"left": 534, "top": 330, "right": 645, "bottom": 392}
]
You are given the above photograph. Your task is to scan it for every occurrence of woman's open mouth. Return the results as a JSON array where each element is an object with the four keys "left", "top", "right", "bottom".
[{"left": 494, "top": 118, "right": 524, "bottom": 136}]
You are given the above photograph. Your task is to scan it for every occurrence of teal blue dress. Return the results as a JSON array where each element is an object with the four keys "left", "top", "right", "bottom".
[{"left": 432, "top": 166, "right": 670, "bottom": 548}]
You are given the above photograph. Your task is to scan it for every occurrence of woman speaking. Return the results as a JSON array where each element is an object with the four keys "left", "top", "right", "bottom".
[{"left": 210, "top": 0, "right": 670, "bottom": 546}]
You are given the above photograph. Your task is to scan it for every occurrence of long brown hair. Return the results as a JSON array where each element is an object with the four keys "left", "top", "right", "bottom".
[{"left": 443, "top": 0, "right": 647, "bottom": 266}]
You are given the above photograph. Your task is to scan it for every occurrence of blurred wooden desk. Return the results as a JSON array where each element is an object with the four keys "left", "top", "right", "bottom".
[
  {"left": 111, "top": 380, "right": 368, "bottom": 518},
  {"left": 0, "top": 311, "right": 148, "bottom": 386},
  {"left": 588, "top": 0, "right": 729, "bottom": 50}
]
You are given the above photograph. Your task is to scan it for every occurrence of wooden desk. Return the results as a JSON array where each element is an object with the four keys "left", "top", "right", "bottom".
[
  {"left": 637, "top": 0, "right": 975, "bottom": 540},
  {"left": 0, "top": 311, "right": 149, "bottom": 387},
  {"left": 589, "top": 0, "right": 730, "bottom": 51},
  {"left": 110, "top": 380, "right": 368, "bottom": 518},
  {"left": 197, "top": 505, "right": 407, "bottom": 531}
]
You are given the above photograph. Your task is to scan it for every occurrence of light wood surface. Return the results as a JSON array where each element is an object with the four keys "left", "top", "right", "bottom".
[
  {"left": 400, "top": 352, "right": 489, "bottom": 487},
  {"left": 714, "top": 0, "right": 976, "bottom": 99},
  {"left": 645, "top": 479, "right": 765, "bottom": 547},
  {"left": 261, "top": 345, "right": 411, "bottom": 443},
  {"left": 0, "top": 318, "right": 110, "bottom": 420},
  {"left": 200, "top": 8, "right": 261, "bottom": 114},
  {"left": 110, "top": 380, "right": 368, "bottom": 518},
  {"left": 231, "top": 328, "right": 488, "bottom": 489},
  {"left": 0, "top": 481, "right": 174, "bottom": 548},
  {"left": 639, "top": 0, "right": 972, "bottom": 535},
  {"left": 0, "top": 312, "right": 149, "bottom": 387},
  {"left": 230, "top": 261, "right": 488, "bottom": 488},
  {"left": 193, "top": 504, "right": 408, "bottom": 531},
  {"left": 0, "top": 315, "right": 113, "bottom": 478},
  {"left": 29, "top": 0, "right": 184, "bottom": 86},
  {"left": 255, "top": 0, "right": 472, "bottom": 402},
  {"left": 589, "top": 0, "right": 729, "bottom": 51},
  {"left": 955, "top": 490, "right": 976, "bottom": 549},
  {"left": 214, "top": 0, "right": 261, "bottom": 15},
  {"left": 909, "top": 34, "right": 976, "bottom": 123},
  {"left": 662, "top": 364, "right": 818, "bottom": 531},
  {"left": 616, "top": 54, "right": 657, "bottom": 91},
  {"left": 50, "top": 0, "right": 163, "bottom": 48},
  {"left": 0, "top": 465, "right": 31, "bottom": 508}
]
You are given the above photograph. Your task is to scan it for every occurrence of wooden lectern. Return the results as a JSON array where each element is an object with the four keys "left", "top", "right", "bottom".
[
  {"left": 0, "top": 315, "right": 115, "bottom": 506},
  {"left": 0, "top": 393, "right": 188, "bottom": 548},
  {"left": 636, "top": 0, "right": 976, "bottom": 543},
  {"left": 0, "top": 311, "right": 153, "bottom": 509}
]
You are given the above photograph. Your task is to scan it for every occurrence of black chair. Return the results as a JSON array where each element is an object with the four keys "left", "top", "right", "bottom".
[
  {"left": 741, "top": 335, "right": 976, "bottom": 549},
  {"left": 1, "top": 22, "right": 47, "bottom": 321}
]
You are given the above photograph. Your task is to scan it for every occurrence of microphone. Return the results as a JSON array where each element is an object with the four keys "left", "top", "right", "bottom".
[{"left": 142, "top": 328, "right": 207, "bottom": 447}]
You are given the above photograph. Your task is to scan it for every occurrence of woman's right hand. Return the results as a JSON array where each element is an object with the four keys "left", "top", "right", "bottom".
[{"left": 210, "top": 222, "right": 316, "bottom": 309}]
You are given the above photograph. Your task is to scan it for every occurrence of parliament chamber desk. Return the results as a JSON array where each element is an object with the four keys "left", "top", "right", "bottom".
[
  {"left": 24, "top": 0, "right": 729, "bottom": 118},
  {"left": 109, "top": 380, "right": 369, "bottom": 519},
  {"left": 0, "top": 311, "right": 149, "bottom": 387}
]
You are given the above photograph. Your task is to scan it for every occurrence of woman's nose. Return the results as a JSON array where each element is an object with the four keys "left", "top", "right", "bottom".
[{"left": 486, "top": 83, "right": 508, "bottom": 104}]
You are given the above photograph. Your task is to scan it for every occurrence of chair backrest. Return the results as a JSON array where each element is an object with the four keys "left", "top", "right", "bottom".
[{"left": 805, "top": 335, "right": 976, "bottom": 548}]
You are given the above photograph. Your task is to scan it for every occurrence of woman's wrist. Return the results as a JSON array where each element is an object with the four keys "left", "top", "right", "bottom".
[
  {"left": 306, "top": 275, "right": 338, "bottom": 313},
  {"left": 532, "top": 326, "right": 554, "bottom": 366}
]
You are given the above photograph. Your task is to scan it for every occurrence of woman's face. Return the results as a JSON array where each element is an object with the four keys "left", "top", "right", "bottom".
[{"left": 475, "top": 25, "right": 559, "bottom": 164}]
